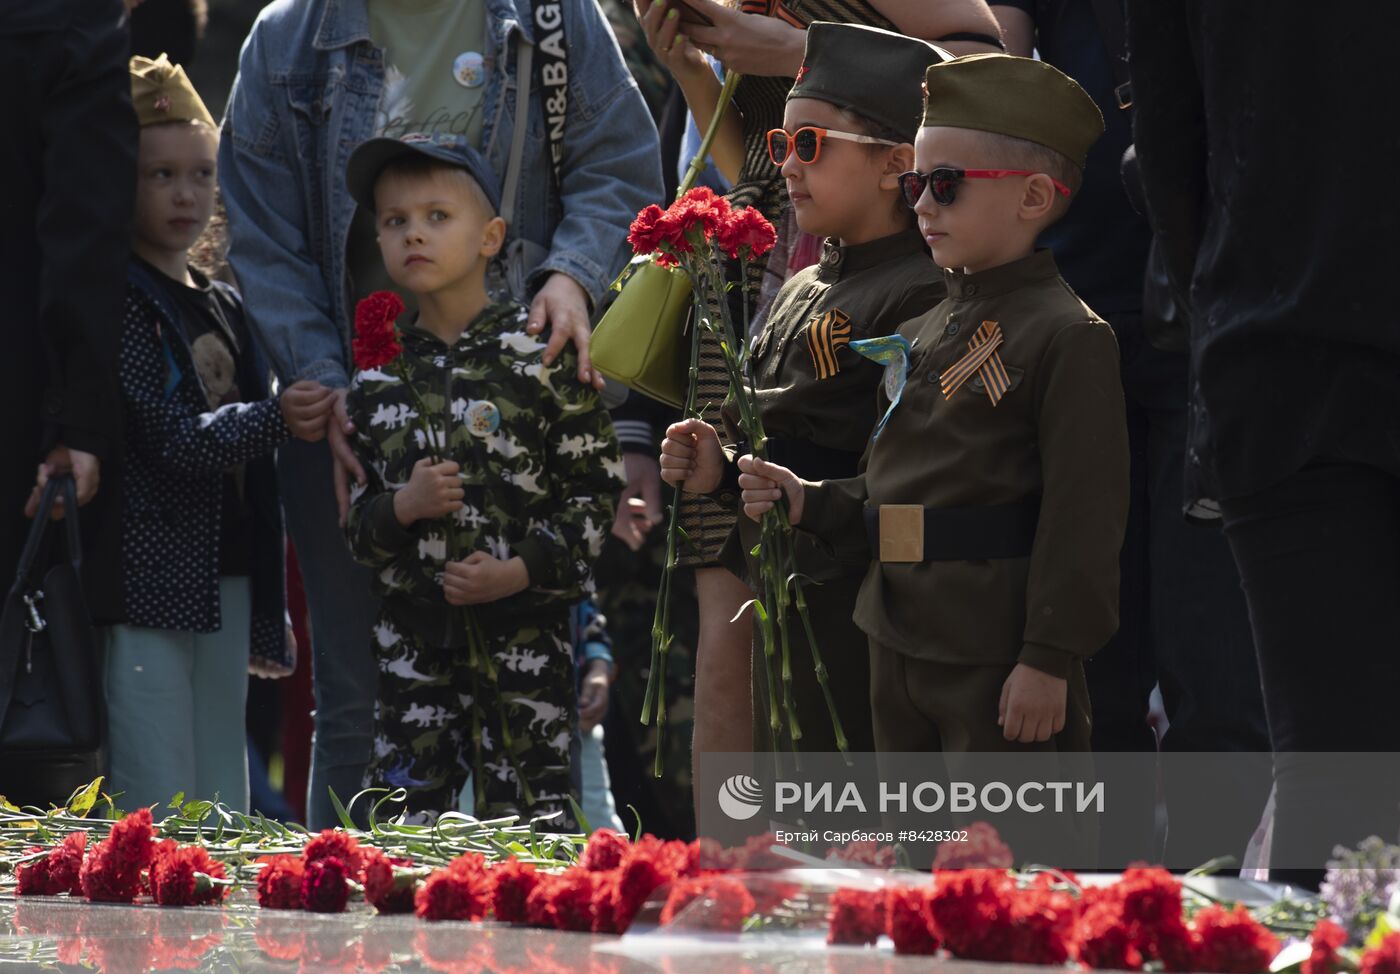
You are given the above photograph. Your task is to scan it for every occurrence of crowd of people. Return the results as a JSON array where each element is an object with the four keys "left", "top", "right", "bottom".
[{"left": 2, "top": 0, "right": 1397, "bottom": 888}]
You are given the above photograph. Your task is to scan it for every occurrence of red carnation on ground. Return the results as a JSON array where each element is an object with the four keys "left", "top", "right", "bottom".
[
  {"left": 1191, "top": 904, "right": 1281, "bottom": 974},
  {"left": 149, "top": 840, "right": 228, "bottom": 906},
  {"left": 886, "top": 885, "right": 940, "bottom": 955},
  {"left": 80, "top": 809, "right": 154, "bottom": 903},
  {"left": 1305, "top": 919, "right": 1350, "bottom": 974},
  {"left": 581, "top": 828, "right": 630, "bottom": 872},
  {"left": 1007, "top": 884, "right": 1077, "bottom": 966},
  {"left": 363, "top": 848, "right": 418, "bottom": 914},
  {"left": 415, "top": 854, "right": 491, "bottom": 922},
  {"left": 302, "top": 855, "right": 351, "bottom": 913},
  {"left": 255, "top": 854, "right": 304, "bottom": 910},
  {"left": 15, "top": 852, "right": 54, "bottom": 897},
  {"left": 927, "top": 869, "right": 1017, "bottom": 960},
  {"left": 304, "top": 829, "right": 366, "bottom": 880},
  {"left": 608, "top": 837, "right": 678, "bottom": 932},
  {"left": 717, "top": 205, "right": 777, "bottom": 261},
  {"left": 50, "top": 832, "right": 88, "bottom": 894},
  {"left": 827, "top": 887, "right": 886, "bottom": 946},
  {"left": 660, "top": 876, "right": 754, "bottom": 932},
  {"left": 931, "top": 822, "right": 1014, "bottom": 870},
  {"left": 1362, "top": 932, "right": 1400, "bottom": 974},
  {"left": 352, "top": 290, "right": 405, "bottom": 371},
  {"left": 1077, "top": 897, "right": 1143, "bottom": 971},
  {"left": 547, "top": 866, "right": 601, "bottom": 932},
  {"left": 526, "top": 872, "right": 561, "bottom": 928},
  {"left": 491, "top": 858, "right": 541, "bottom": 924}
]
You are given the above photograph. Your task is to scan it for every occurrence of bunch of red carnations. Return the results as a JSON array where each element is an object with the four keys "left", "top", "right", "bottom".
[{"left": 15, "top": 808, "right": 229, "bottom": 906}]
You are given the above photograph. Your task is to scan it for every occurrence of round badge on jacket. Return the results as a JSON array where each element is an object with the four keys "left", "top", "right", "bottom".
[
  {"left": 466, "top": 400, "right": 501, "bottom": 436},
  {"left": 453, "top": 51, "right": 486, "bottom": 88}
]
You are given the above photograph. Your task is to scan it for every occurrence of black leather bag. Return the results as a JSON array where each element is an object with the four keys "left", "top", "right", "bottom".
[{"left": 0, "top": 475, "right": 105, "bottom": 797}]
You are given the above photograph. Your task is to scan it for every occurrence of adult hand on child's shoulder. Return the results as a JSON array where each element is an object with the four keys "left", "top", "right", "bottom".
[
  {"left": 578, "top": 658, "right": 611, "bottom": 731},
  {"left": 280, "top": 380, "right": 334, "bottom": 442},
  {"left": 526, "top": 272, "right": 604, "bottom": 391},
  {"left": 394, "top": 458, "right": 464, "bottom": 527},
  {"left": 737, "top": 454, "right": 803, "bottom": 525},
  {"left": 442, "top": 552, "right": 530, "bottom": 605},
  {"left": 660, "top": 419, "right": 724, "bottom": 494},
  {"left": 998, "top": 663, "right": 1067, "bottom": 744}
]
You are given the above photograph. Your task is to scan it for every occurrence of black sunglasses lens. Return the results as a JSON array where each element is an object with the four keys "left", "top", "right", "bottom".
[
  {"left": 899, "top": 172, "right": 925, "bottom": 208},
  {"left": 793, "top": 129, "right": 820, "bottom": 163},
  {"left": 931, "top": 171, "right": 959, "bottom": 205}
]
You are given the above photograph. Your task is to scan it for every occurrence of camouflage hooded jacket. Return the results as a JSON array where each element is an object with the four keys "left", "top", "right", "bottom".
[{"left": 344, "top": 301, "right": 623, "bottom": 631}]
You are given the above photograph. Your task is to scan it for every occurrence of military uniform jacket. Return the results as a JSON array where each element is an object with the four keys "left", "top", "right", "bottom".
[
  {"left": 344, "top": 301, "right": 624, "bottom": 639},
  {"left": 715, "top": 227, "right": 946, "bottom": 583},
  {"left": 801, "top": 250, "right": 1130, "bottom": 677}
]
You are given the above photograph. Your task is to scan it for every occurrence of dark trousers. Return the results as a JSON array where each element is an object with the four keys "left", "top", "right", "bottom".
[
  {"left": 1221, "top": 461, "right": 1400, "bottom": 884},
  {"left": 1085, "top": 313, "right": 1271, "bottom": 866}
]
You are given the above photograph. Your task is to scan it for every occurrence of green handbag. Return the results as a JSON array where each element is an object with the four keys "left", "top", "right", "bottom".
[{"left": 590, "top": 72, "right": 740, "bottom": 408}]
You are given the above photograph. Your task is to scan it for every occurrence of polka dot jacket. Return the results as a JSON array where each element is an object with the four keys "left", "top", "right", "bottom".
[{"left": 116, "top": 265, "right": 292, "bottom": 668}]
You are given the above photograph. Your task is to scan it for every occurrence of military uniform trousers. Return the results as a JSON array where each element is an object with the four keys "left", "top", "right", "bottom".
[{"left": 364, "top": 601, "right": 578, "bottom": 828}]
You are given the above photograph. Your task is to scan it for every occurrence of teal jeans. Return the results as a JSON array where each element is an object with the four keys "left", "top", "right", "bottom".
[{"left": 102, "top": 577, "right": 252, "bottom": 812}]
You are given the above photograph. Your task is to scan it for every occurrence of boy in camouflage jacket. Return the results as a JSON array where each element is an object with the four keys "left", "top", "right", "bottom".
[{"left": 342, "top": 133, "right": 623, "bottom": 826}]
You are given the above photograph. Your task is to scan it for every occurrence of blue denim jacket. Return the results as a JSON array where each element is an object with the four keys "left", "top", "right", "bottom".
[{"left": 219, "top": 0, "right": 662, "bottom": 389}]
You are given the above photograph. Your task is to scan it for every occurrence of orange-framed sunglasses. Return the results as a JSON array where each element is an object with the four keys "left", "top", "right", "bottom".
[{"left": 766, "top": 126, "right": 900, "bottom": 166}]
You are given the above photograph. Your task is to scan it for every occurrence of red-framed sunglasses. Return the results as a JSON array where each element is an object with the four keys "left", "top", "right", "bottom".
[
  {"left": 766, "top": 126, "right": 900, "bottom": 166},
  {"left": 898, "top": 167, "right": 1072, "bottom": 208}
]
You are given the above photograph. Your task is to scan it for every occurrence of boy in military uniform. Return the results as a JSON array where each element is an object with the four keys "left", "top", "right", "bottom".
[
  {"left": 738, "top": 54, "right": 1129, "bottom": 755},
  {"left": 658, "top": 23, "right": 950, "bottom": 753},
  {"left": 342, "top": 134, "right": 623, "bottom": 825}
]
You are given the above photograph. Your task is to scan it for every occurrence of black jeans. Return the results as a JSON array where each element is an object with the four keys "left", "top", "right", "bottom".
[
  {"left": 1085, "top": 313, "right": 1271, "bottom": 866},
  {"left": 1222, "top": 461, "right": 1400, "bottom": 884}
]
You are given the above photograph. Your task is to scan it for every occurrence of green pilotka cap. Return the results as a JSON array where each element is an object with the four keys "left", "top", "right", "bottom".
[
  {"left": 788, "top": 22, "right": 952, "bottom": 142},
  {"left": 921, "top": 53, "right": 1105, "bottom": 170}
]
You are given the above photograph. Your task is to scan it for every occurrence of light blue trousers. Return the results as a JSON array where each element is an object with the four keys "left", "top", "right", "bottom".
[{"left": 102, "top": 577, "right": 252, "bottom": 812}]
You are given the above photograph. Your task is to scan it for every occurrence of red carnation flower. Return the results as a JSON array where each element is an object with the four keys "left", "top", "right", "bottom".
[
  {"left": 363, "top": 848, "right": 419, "bottom": 915},
  {"left": 628, "top": 204, "right": 668, "bottom": 256},
  {"left": 80, "top": 812, "right": 154, "bottom": 904},
  {"left": 415, "top": 855, "right": 491, "bottom": 922},
  {"left": 1305, "top": 919, "right": 1350, "bottom": 974},
  {"left": 304, "top": 829, "right": 366, "bottom": 879},
  {"left": 668, "top": 186, "right": 732, "bottom": 247},
  {"left": 660, "top": 876, "right": 754, "bottom": 932},
  {"left": 548, "top": 866, "right": 600, "bottom": 932},
  {"left": 931, "top": 822, "right": 1014, "bottom": 870},
  {"left": 927, "top": 869, "right": 1017, "bottom": 960},
  {"left": 491, "top": 858, "right": 540, "bottom": 924},
  {"left": 717, "top": 205, "right": 776, "bottom": 261},
  {"left": 1077, "top": 899, "right": 1144, "bottom": 971},
  {"left": 15, "top": 855, "right": 54, "bottom": 897},
  {"left": 591, "top": 872, "right": 624, "bottom": 934},
  {"left": 48, "top": 832, "right": 88, "bottom": 895},
  {"left": 1157, "top": 917, "right": 1202, "bottom": 973},
  {"left": 827, "top": 887, "right": 886, "bottom": 946},
  {"left": 608, "top": 838, "right": 670, "bottom": 932},
  {"left": 1362, "top": 932, "right": 1400, "bottom": 974},
  {"left": 1007, "top": 885, "right": 1077, "bottom": 966},
  {"left": 352, "top": 290, "right": 405, "bottom": 371},
  {"left": 150, "top": 840, "right": 227, "bottom": 906},
  {"left": 255, "top": 854, "right": 304, "bottom": 910},
  {"left": 1191, "top": 904, "right": 1280, "bottom": 974},
  {"left": 886, "top": 885, "right": 940, "bottom": 955},
  {"left": 581, "top": 828, "right": 630, "bottom": 872},
  {"left": 302, "top": 855, "right": 351, "bottom": 913},
  {"left": 526, "top": 872, "right": 561, "bottom": 928}
]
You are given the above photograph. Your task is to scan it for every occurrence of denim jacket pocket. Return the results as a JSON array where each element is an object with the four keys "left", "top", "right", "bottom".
[{"left": 282, "top": 74, "right": 342, "bottom": 162}]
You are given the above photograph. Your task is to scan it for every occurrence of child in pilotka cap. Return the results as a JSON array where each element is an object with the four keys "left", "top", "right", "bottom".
[
  {"left": 658, "top": 23, "right": 951, "bottom": 754},
  {"left": 738, "top": 54, "right": 1130, "bottom": 755}
]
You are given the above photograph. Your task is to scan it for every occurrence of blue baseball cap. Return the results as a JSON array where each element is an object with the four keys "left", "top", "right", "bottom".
[{"left": 346, "top": 132, "right": 502, "bottom": 215}]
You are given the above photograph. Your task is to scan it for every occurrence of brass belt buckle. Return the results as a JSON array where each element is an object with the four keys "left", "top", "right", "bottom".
[{"left": 878, "top": 505, "right": 924, "bottom": 563}]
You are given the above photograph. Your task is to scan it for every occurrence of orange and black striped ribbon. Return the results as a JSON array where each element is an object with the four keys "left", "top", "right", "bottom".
[
  {"left": 940, "top": 320, "right": 1009, "bottom": 405},
  {"left": 806, "top": 309, "right": 853, "bottom": 380}
]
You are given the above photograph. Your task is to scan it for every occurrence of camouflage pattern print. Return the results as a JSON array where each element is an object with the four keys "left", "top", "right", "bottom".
[{"left": 364, "top": 607, "right": 578, "bottom": 828}]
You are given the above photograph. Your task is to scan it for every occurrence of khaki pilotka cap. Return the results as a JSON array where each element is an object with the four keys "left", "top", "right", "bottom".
[
  {"left": 129, "top": 53, "right": 215, "bottom": 128},
  {"left": 788, "top": 22, "right": 952, "bottom": 143},
  {"left": 921, "top": 53, "right": 1104, "bottom": 170}
]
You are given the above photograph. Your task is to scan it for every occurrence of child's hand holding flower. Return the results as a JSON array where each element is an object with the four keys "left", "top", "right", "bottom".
[
  {"left": 393, "top": 457, "right": 465, "bottom": 527},
  {"left": 442, "top": 552, "right": 530, "bottom": 605}
]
